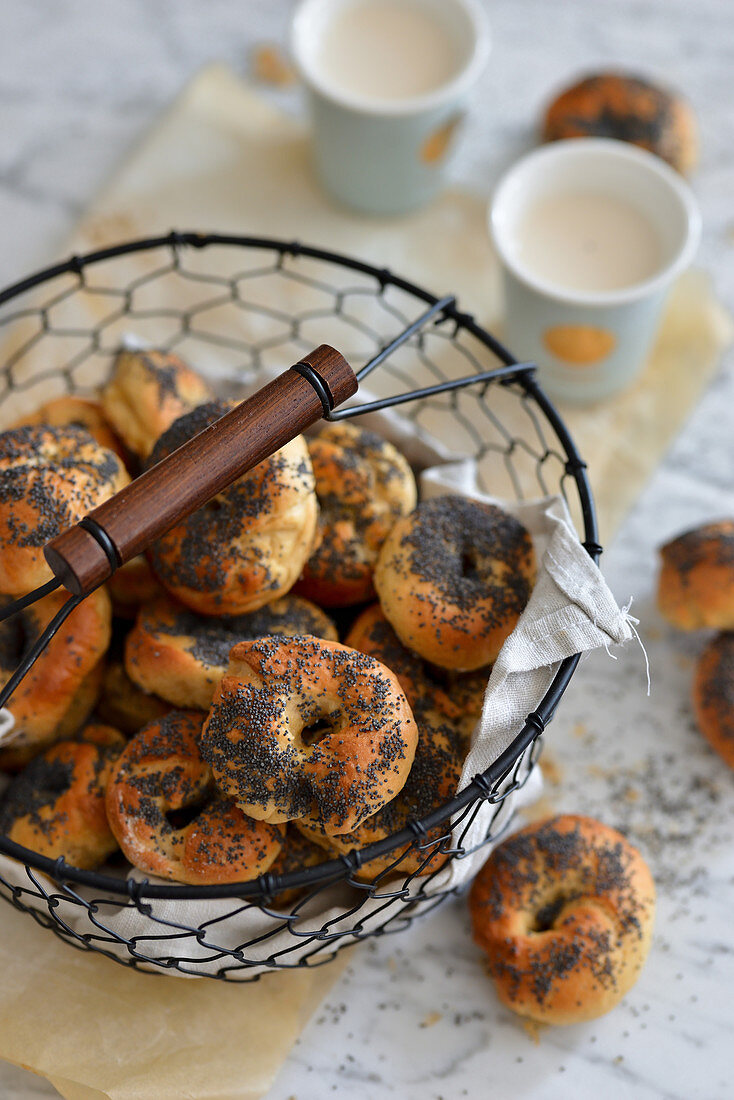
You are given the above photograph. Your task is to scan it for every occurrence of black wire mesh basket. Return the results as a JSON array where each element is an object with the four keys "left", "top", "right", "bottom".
[{"left": 0, "top": 232, "right": 599, "bottom": 980}]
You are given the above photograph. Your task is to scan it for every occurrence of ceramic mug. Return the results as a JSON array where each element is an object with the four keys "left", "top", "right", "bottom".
[
  {"left": 291, "top": 0, "right": 490, "bottom": 216},
  {"left": 490, "top": 138, "right": 701, "bottom": 404}
]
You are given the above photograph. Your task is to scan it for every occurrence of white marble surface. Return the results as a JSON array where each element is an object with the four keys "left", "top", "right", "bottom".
[{"left": 1, "top": 1, "right": 733, "bottom": 1098}]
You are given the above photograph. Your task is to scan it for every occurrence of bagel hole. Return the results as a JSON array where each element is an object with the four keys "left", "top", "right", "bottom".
[
  {"left": 0, "top": 614, "right": 25, "bottom": 665},
  {"left": 34, "top": 760, "right": 73, "bottom": 800},
  {"left": 165, "top": 793, "right": 210, "bottom": 830},
  {"left": 532, "top": 894, "right": 569, "bottom": 932},
  {"left": 42, "top": 771, "right": 71, "bottom": 797},
  {"left": 460, "top": 549, "right": 480, "bottom": 581},
  {"left": 423, "top": 661, "right": 449, "bottom": 691},
  {"left": 300, "top": 718, "right": 333, "bottom": 747}
]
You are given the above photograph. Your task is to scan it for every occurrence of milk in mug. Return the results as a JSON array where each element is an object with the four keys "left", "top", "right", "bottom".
[
  {"left": 316, "top": 0, "right": 464, "bottom": 100},
  {"left": 513, "top": 192, "right": 664, "bottom": 293}
]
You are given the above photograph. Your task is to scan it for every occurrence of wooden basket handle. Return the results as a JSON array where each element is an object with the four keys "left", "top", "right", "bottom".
[{"left": 44, "top": 345, "right": 357, "bottom": 595}]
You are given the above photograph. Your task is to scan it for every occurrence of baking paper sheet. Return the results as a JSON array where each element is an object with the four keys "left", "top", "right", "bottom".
[{"left": 0, "top": 899, "right": 347, "bottom": 1100}]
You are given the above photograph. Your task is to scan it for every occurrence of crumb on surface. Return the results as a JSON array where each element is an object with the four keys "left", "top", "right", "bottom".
[
  {"left": 520, "top": 795, "right": 557, "bottom": 824},
  {"left": 419, "top": 1011, "right": 442, "bottom": 1028},
  {"left": 541, "top": 753, "right": 563, "bottom": 786},
  {"left": 251, "top": 43, "right": 296, "bottom": 87},
  {"left": 521, "top": 1018, "right": 545, "bottom": 1044}
]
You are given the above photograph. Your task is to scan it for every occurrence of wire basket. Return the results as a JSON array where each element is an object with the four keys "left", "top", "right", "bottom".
[{"left": 0, "top": 232, "right": 599, "bottom": 980}]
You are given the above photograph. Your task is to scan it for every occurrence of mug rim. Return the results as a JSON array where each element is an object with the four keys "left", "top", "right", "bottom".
[
  {"left": 290, "top": 0, "right": 491, "bottom": 118},
  {"left": 489, "top": 138, "right": 702, "bottom": 308}
]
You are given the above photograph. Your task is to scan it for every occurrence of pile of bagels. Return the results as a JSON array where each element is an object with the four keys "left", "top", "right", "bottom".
[{"left": 0, "top": 347, "right": 537, "bottom": 898}]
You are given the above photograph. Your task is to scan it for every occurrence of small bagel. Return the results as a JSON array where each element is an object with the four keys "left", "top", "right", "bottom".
[
  {"left": 542, "top": 72, "right": 698, "bottom": 174},
  {"left": 0, "top": 729, "right": 124, "bottom": 868},
  {"left": 447, "top": 668, "right": 489, "bottom": 747},
  {"left": 375, "top": 495, "right": 536, "bottom": 670},
  {"left": 12, "top": 396, "right": 127, "bottom": 463},
  {"left": 125, "top": 593, "right": 338, "bottom": 710},
  {"left": 658, "top": 521, "right": 734, "bottom": 630},
  {"left": 75, "top": 722, "right": 128, "bottom": 751},
  {"left": 346, "top": 603, "right": 455, "bottom": 712},
  {"left": 105, "top": 710, "right": 284, "bottom": 884},
  {"left": 265, "top": 825, "right": 329, "bottom": 908},
  {"left": 0, "top": 588, "right": 111, "bottom": 769},
  {"left": 0, "top": 664, "right": 105, "bottom": 775},
  {"left": 346, "top": 603, "right": 486, "bottom": 745},
  {"left": 295, "top": 423, "right": 417, "bottom": 606},
  {"left": 692, "top": 632, "right": 734, "bottom": 769},
  {"left": 469, "top": 815, "right": 656, "bottom": 1025},
  {"left": 0, "top": 423, "right": 129, "bottom": 593},
  {"left": 200, "top": 635, "right": 419, "bottom": 836},
  {"left": 106, "top": 555, "right": 163, "bottom": 619},
  {"left": 147, "top": 402, "right": 318, "bottom": 615},
  {"left": 96, "top": 659, "right": 171, "bottom": 737},
  {"left": 101, "top": 348, "right": 213, "bottom": 459},
  {"left": 297, "top": 707, "right": 463, "bottom": 878}
]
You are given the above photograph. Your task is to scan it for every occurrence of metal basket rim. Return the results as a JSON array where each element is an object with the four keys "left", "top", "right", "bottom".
[{"left": 0, "top": 230, "right": 601, "bottom": 900}]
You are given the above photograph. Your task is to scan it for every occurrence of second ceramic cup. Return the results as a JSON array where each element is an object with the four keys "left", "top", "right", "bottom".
[
  {"left": 490, "top": 139, "right": 701, "bottom": 404},
  {"left": 291, "top": 0, "right": 490, "bottom": 215}
]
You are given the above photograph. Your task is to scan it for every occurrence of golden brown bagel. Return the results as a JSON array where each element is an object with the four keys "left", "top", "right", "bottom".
[
  {"left": 345, "top": 603, "right": 486, "bottom": 745},
  {"left": 0, "top": 588, "right": 111, "bottom": 769},
  {"left": 101, "top": 348, "right": 213, "bottom": 459},
  {"left": 0, "top": 664, "right": 105, "bottom": 774},
  {"left": 297, "top": 705, "right": 463, "bottom": 878},
  {"left": 295, "top": 423, "right": 417, "bottom": 606},
  {"left": 692, "top": 632, "right": 734, "bottom": 768},
  {"left": 0, "top": 423, "right": 129, "bottom": 593},
  {"left": 75, "top": 722, "right": 127, "bottom": 751},
  {"left": 0, "top": 732, "right": 123, "bottom": 868},
  {"left": 12, "top": 395, "right": 127, "bottom": 463},
  {"left": 266, "top": 825, "right": 329, "bottom": 908},
  {"left": 542, "top": 72, "right": 698, "bottom": 174},
  {"left": 146, "top": 401, "right": 318, "bottom": 615},
  {"left": 200, "top": 636, "right": 419, "bottom": 836},
  {"left": 375, "top": 496, "right": 536, "bottom": 670},
  {"left": 658, "top": 521, "right": 734, "bottom": 630},
  {"left": 105, "top": 710, "right": 284, "bottom": 884},
  {"left": 96, "top": 659, "right": 171, "bottom": 737},
  {"left": 106, "top": 555, "right": 163, "bottom": 619},
  {"left": 469, "top": 815, "right": 656, "bottom": 1025},
  {"left": 447, "top": 668, "right": 489, "bottom": 747},
  {"left": 125, "top": 593, "right": 338, "bottom": 710}
]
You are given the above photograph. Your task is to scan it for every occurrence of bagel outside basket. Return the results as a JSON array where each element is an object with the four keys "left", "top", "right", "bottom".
[{"left": 0, "top": 232, "right": 599, "bottom": 980}]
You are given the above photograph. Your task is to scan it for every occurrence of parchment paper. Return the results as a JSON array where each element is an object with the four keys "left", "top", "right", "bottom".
[
  {"left": 0, "top": 63, "right": 730, "bottom": 1099},
  {"left": 0, "top": 899, "right": 345, "bottom": 1100}
]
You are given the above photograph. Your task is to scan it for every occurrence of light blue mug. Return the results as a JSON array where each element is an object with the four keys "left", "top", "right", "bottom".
[
  {"left": 490, "top": 139, "right": 701, "bottom": 404},
  {"left": 291, "top": 0, "right": 490, "bottom": 216}
]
